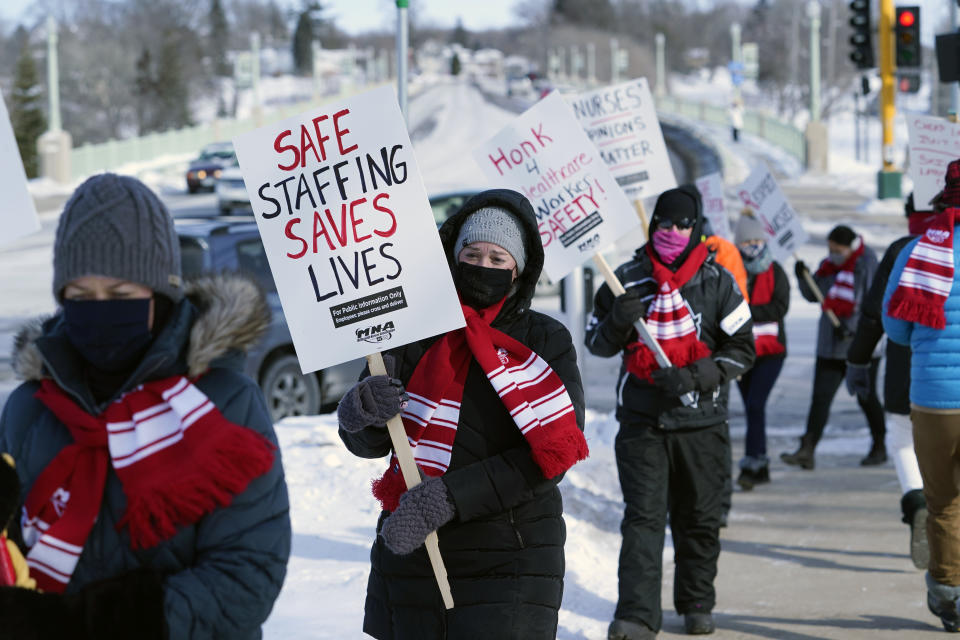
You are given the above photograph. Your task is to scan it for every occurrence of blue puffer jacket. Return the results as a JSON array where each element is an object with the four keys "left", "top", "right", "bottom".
[
  {"left": 883, "top": 233, "right": 960, "bottom": 409},
  {"left": 0, "top": 276, "right": 291, "bottom": 639}
]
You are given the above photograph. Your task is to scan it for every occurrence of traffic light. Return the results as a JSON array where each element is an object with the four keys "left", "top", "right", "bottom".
[
  {"left": 895, "top": 6, "right": 921, "bottom": 68},
  {"left": 897, "top": 74, "right": 921, "bottom": 94},
  {"left": 848, "top": 0, "right": 874, "bottom": 69}
]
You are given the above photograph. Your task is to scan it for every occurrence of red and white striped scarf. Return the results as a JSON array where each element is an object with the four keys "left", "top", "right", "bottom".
[
  {"left": 815, "top": 239, "right": 864, "bottom": 318},
  {"left": 750, "top": 264, "right": 786, "bottom": 357},
  {"left": 625, "top": 243, "right": 712, "bottom": 381},
  {"left": 887, "top": 209, "right": 958, "bottom": 330},
  {"left": 25, "top": 376, "right": 275, "bottom": 593},
  {"left": 371, "top": 298, "right": 588, "bottom": 512}
]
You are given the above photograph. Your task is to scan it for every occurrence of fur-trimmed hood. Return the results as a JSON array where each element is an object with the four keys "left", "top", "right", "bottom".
[{"left": 12, "top": 274, "right": 270, "bottom": 383}]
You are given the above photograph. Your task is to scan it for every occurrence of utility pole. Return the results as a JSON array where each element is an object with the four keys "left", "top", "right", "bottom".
[
  {"left": 730, "top": 22, "right": 742, "bottom": 102},
  {"left": 251, "top": 32, "right": 262, "bottom": 125},
  {"left": 655, "top": 33, "right": 666, "bottom": 98},
  {"left": 806, "top": 1, "right": 828, "bottom": 172},
  {"left": 396, "top": 0, "right": 409, "bottom": 124},
  {"left": 877, "top": 0, "right": 901, "bottom": 197},
  {"left": 610, "top": 38, "right": 619, "bottom": 83},
  {"left": 952, "top": 0, "right": 960, "bottom": 115},
  {"left": 587, "top": 42, "right": 596, "bottom": 86},
  {"left": 38, "top": 16, "right": 71, "bottom": 183}
]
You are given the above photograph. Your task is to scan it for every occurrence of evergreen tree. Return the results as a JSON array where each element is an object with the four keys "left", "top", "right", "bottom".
[
  {"left": 209, "top": 0, "right": 230, "bottom": 77},
  {"left": 10, "top": 42, "right": 46, "bottom": 178},
  {"left": 292, "top": 7, "right": 315, "bottom": 75},
  {"left": 450, "top": 52, "right": 462, "bottom": 76},
  {"left": 451, "top": 18, "right": 469, "bottom": 47},
  {"left": 134, "top": 47, "right": 156, "bottom": 134},
  {"left": 155, "top": 34, "right": 192, "bottom": 130}
]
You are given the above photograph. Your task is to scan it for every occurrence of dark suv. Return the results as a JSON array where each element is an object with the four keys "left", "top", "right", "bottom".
[{"left": 176, "top": 217, "right": 364, "bottom": 422}]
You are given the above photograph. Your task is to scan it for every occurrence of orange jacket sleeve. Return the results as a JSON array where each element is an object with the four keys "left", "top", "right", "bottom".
[{"left": 705, "top": 235, "right": 750, "bottom": 302}]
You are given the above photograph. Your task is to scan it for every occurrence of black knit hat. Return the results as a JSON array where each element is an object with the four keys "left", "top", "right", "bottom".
[
  {"left": 53, "top": 173, "right": 183, "bottom": 303},
  {"left": 827, "top": 224, "right": 856, "bottom": 246},
  {"left": 652, "top": 187, "right": 700, "bottom": 229}
]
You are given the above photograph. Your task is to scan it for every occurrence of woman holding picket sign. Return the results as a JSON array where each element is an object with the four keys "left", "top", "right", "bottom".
[
  {"left": 0, "top": 173, "right": 290, "bottom": 638},
  {"left": 337, "top": 188, "right": 588, "bottom": 640},
  {"left": 782, "top": 225, "right": 884, "bottom": 470},
  {"left": 732, "top": 210, "right": 790, "bottom": 490},
  {"left": 585, "top": 184, "right": 755, "bottom": 640}
]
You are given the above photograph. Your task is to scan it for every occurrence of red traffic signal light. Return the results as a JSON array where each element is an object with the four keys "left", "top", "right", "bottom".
[
  {"left": 895, "top": 6, "right": 921, "bottom": 68},
  {"left": 898, "top": 10, "right": 915, "bottom": 28}
]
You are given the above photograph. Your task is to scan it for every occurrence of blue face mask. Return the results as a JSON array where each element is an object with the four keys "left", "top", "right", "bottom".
[{"left": 63, "top": 298, "right": 153, "bottom": 372}]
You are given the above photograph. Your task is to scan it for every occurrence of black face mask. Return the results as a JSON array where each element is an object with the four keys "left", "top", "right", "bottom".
[
  {"left": 455, "top": 262, "right": 514, "bottom": 309},
  {"left": 63, "top": 298, "right": 153, "bottom": 373}
]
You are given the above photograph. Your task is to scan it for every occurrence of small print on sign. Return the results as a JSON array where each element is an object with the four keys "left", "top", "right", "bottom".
[
  {"left": 474, "top": 91, "right": 639, "bottom": 282},
  {"left": 232, "top": 85, "right": 464, "bottom": 373},
  {"left": 570, "top": 78, "right": 677, "bottom": 200},
  {"left": 736, "top": 165, "right": 808, "bottom": 263},
  {"left": 905, "top": 115, "right": 960, "bottom": 209}
]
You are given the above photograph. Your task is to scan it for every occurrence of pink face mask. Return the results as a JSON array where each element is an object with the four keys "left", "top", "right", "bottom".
[{"left": 652, "top": 229, "right": 689, "bottom": 263}]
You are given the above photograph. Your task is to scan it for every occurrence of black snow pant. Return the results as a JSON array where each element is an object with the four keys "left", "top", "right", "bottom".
[
  {"left": 801, "top": 357, "right": 885, "bottom": 451},
  {"left": 613, "top": 421, "right": 729, "bottom": 632}
]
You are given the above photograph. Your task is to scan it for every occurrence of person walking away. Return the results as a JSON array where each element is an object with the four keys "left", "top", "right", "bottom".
[
  {"left": 337, "top": 189, "right": 588, "bottom": 640},
  {"left": 782, "top": 225, "right": 884, "bottom": 469},
  {"left": 883, "top": 160, "right": 960, "bottom": 632},
  {"left": 729, "top": 99, "right": 744, "bottom": 143},
  {"left": 732, "top": 210, "right": 789, "bottom": 489},
  {"left": 846, "top": 193, "right": 937, "bottom": 570},
  {"left": 585, "top": 187, "right": 755, "bottom": 639},
  {"left": 0, "top": 173, "right": 291, "bottom": 637}
]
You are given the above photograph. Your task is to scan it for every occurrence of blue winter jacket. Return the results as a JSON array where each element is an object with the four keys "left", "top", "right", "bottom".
[
  {"left": 883, "top": 234, "right": 960, "bottom": 409},
  {"left": 0, "top": 276, "right": 291, "bottom": 639}
]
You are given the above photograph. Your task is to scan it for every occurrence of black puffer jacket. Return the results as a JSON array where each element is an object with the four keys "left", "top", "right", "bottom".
[
  {"left": 339, "top": 189, "right": 585, "bottom": 640},
  {"left": 585, "top": 214, "right": 755, "bottom": 428},
  {"left": 847, "top": 235, "right": 913, "bottom": 414}
]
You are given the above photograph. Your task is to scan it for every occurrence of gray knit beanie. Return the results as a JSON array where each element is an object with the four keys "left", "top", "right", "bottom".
[
  {"left": 453, "top": 207, "right": 527, "bottom": 273},
  {"left": 733, "top": 210, "right": 767, "bottom": 245},
  {"left": 53, "top": 173, "right": 183, "bottom": 302}
]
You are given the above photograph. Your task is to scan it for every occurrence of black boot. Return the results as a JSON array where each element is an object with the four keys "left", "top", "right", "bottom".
[
  {"left": 737, "top": 466, "right": 770, "bottom": 491},
  {"left": 860, "top": 444, "right": 888, "bottom": 466},
  {"left": 902, "top": 489, "right": 929, "bottom": 570},
  {"left": 781, "top": 442, "right": 815, "bottom": 470}
]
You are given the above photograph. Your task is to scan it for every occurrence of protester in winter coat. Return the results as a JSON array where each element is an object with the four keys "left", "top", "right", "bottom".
[
  {"left": 782, "top": 225, "right": 883, "bottom": 469},
  {"left": 732, "top": 210, "right": 789, "bottom": 490},
  {"left": 0, "top": 173, "right": 291, "bottom": 639},
  {"left": 337, "top": 189, "right": 588, "bottom": 640},
  {"left": 585, "top": 187, "right": 755, "bottom": 640},
  {"left": 883, "top": 160, "right": 960, "bottom": 632},
  {"left": 847, "top": 193, "right": 937, "bottom": 570}
]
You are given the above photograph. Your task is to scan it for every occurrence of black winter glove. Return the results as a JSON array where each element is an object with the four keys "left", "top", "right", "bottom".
[
  {"left": 794, "top": 260, "right": 809, "bottom": 281},
  {"left": 0, "top": 568, "right": 167, "bottom": 640},
  {"left": 651, "top": 365, "right": 696, "bottom": 397},
  {"left": 338, "top": 356, "right": 409, "bottom": 433},
  {"left": 832, "top": 322, "right": 854, "bottom": 341},
  {"left": 845, "top": 361, "right": 871, "bottom": 398},
  {"left": 380, "top": 476, "right": 456, "bottom": 555},
  {"left": 650, "top": 357, "right": 721, "bottom": 397},
  {"left": 610, "top": 286, "right": 652, "bottom": 329},
  {"left": 0, "top": 453, "right": 20, "bottom": 533}
]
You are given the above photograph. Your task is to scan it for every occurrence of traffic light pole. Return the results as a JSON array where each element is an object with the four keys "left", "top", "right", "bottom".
[
  {"left": 952, "top": 0, "right": 960, "bottom": 115},
  {"left": 878, "top": 0, "right": 901, "bottom": 198}
]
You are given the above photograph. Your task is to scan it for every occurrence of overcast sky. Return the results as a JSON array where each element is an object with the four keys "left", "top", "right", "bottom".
[{"left": 0, "top": 0, "right": 955, "bottom": 43}]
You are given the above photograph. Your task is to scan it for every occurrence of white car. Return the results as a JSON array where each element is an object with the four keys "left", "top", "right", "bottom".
[{"left": 215, "top": 166, "right": 251, "bottom": 215}]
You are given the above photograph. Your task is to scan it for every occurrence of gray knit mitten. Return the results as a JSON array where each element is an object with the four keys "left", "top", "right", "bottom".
[
  {"left": 380, "top": 476, "right": 456, "bottom": 555},
  {"left": 337, "top": 373, "right": 408, "bottom": 432}
]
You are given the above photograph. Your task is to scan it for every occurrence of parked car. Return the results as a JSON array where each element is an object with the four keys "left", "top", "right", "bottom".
[
  {"left": 185, "top": 142, "right": 236, "bottom": 193},
  {"left": 215, "top": 165, "right": 250, "bottom": 214},
  {"left": 176, "top": 216, "right": 365, "bottom": 422}
]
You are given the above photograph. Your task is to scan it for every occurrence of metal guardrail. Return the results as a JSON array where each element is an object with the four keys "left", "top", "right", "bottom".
[
  {"left": 656, "top": 96, "right": 806, "bottom": 165},
  {"left": 69, "top": 85, "right": 376, "bottom": 180}
]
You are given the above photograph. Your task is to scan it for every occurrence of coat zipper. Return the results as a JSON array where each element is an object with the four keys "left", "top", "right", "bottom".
[{"left": 508, "top": 508, "right": 525, "bottom": 548}]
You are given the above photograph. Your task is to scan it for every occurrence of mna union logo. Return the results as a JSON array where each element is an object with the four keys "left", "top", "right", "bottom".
[
  {"left": 356, "top": 321, "right": 396, "bottom": 344},
  {"left": 927, "top": 228, "right": 950, "bottom": 244}
]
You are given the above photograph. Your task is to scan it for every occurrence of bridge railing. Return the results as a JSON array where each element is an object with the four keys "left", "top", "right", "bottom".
[
  {"left": 655, "top": 96, "right": 806, "bottom": 165},
  {"left": 69, "top": 84, "right": 376, "bottom": 180}
]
